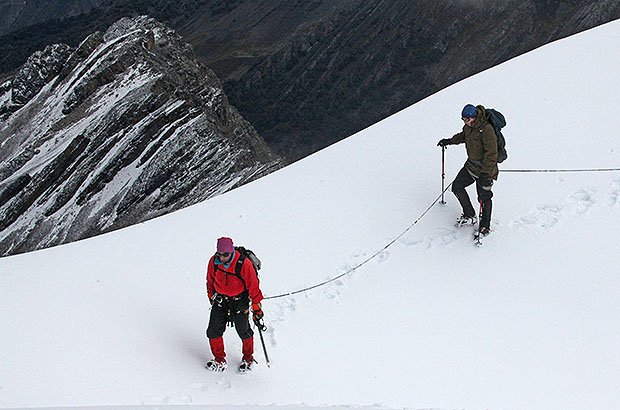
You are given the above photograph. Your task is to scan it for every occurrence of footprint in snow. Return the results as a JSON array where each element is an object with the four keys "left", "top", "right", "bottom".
[
  {"left": 402, "top": 235, "right": 433, "bottom": 249},
  {"left": 324, "top": 279, "right": 345, "bottom": 300},
  {"left": 401, "top": 227, "right": 458, "bottom": 249},
  {"left": 568, "top": 187, "right": 596, "bottom": 215},
  {"left": 435, "top": 227, "right": 459, "bottom": 245},
  {"left": 606, "top": 178, "right": 620, "bottom": 206},
  {"left": 513, "top": 205, "right": 563, "bottom": 229},
  {"left": 271, "top": 297, "right": 297, "bottom": 323}
]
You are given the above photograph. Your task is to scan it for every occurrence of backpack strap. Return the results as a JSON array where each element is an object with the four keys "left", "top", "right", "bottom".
[
  {"left": 234, "top": 252, "right": 248, "bottom": 291},
  {"left": 211, "top": 252, "right": 248, "bottom": 292}
]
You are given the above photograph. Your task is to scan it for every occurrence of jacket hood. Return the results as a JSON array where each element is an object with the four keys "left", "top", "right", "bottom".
[{"left": 471, "top": 105, "right": 487, "bottom": 128}]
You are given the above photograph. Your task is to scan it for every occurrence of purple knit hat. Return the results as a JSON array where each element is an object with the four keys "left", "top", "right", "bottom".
[{"left": 217, "top": 237, "right": 234, "bottom": 253}]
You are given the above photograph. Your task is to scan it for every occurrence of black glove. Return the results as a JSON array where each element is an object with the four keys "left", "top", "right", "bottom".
[
  {"left": 437, "top": 138, "right": 451, "bottom": 147},
  {"left": 478, "top": 173, "right": 493, "bottom": 189}
]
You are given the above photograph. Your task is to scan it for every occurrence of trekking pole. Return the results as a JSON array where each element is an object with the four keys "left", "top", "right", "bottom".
[
  {"left": 477, "top": 200, "right": 483, "bottom": 236},
  {"left": 255, "top": 319, "right": 271, "bottom": 367},
  {"left": 440, "top": 146, "right": 447, "bottom": 204},
  {"left": 473, "top": 200, "right": 484, "bottom": 246}
]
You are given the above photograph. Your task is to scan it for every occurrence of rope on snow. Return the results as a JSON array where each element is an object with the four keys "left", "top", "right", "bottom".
[
  {"left": 502, "top": 167, "right": 620, "bottom": 173},
  {"left": 264, "top": 183, "right": 453, "bottom": 300},
  {"left": 263, "top": 166, "right": 620, "bottom": 300}
]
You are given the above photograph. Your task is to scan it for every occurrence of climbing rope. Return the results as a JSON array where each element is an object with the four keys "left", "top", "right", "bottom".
[
  {"left": 502, "top": 167, "right": 620, "bottom": 173},
  {"left": 264, "top": 184, "right": 453, "bottom": 300},
  {"left": 263, "top": 166, "right": 619, "bottom": 300}
]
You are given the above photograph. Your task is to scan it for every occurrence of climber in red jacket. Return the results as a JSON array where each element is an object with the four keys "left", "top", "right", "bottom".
[{"left": 205, "top": 237, "right": 264, "bottom": 373}]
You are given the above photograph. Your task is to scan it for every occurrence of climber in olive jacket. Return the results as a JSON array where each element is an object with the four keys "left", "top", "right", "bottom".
[
  {"left": 437, "top": 104, "right": 498, "bottom": 233},
  {"left": 446, "top": 104, "right": 499, "bottom": 179}
]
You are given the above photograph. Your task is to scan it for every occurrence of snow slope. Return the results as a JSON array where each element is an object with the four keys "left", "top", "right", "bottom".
[{"left": 2, "top": 18, "right": 620, "bottom": 410}]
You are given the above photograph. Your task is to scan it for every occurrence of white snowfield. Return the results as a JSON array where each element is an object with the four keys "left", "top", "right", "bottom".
[
  {"left": 14, "top": 407, "right": 385, "bottom": 410},
  {"left": 2, "top": 18, "right": 620, "bottom": 410}
]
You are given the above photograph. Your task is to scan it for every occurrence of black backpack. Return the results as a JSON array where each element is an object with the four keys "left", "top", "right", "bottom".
[
  {"left": 479, "top": 108, "right": 508, "bottom": 163},
  {"left": 233, "top": 246, "right": 261, "bottom": 277}
]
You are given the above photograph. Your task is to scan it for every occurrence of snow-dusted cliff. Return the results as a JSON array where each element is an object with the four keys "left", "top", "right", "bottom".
[{"left": 0, "top": 16, "right": 281, "bottom": 256}]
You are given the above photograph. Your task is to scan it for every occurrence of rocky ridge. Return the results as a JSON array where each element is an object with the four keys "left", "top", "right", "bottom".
[{"left": 0, "top": 16, "right": 281, "bottom": 256}]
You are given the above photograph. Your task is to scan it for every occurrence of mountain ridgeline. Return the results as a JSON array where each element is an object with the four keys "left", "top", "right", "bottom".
[
  {"left": 2, "top": 1, "right": 620, "bottom": 160},
  {"left": 0, "top": 16, "right": 281, "bottom": 256},
  {"left": 197, "top": 0, "right": 620, "bottom": 159}
]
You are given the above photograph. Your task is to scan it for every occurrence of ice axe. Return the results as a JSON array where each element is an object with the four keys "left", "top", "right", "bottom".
[
  {"left": 254, "top": 317, "right": 271, "bottom": 367},
  {"left": 441, "top": 145, "right": 447, "bottom": 204}
]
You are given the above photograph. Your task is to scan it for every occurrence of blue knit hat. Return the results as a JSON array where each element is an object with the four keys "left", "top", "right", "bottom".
[{"left": 461, "top": 104, "right": 477, "bottom": 118}]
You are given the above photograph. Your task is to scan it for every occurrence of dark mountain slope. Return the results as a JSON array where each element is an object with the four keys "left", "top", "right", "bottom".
[{"left": 2, "top": 1, "right": 619, "bottom": 160}]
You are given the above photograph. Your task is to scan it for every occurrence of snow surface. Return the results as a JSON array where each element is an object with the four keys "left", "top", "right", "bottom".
[{"left": 2, "top": 18, "right": 620, "bottom": 410}]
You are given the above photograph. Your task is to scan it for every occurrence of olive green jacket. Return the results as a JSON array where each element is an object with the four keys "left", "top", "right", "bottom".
[{"left": 447, "top": 105, "right": 499, "bottom": 179}]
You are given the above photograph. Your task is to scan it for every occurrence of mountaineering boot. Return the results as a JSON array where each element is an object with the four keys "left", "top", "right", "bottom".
[
  {"left": 206, "top": 358, "right": 227, "bottom": 372},
  {"left": 473, "top": 226, "right": 491, "bottom": 247},
  {"left": 456, "top": 214, "right": 477, "bottom": 227},
  {"left": 238, "top": 358, "right": 256, "bottom": 373}
]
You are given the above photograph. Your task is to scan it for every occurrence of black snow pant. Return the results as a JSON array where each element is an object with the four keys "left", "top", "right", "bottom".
[
  {"left": 206, "top": 291, "right": 254, "bottom": 340},
  {"left": 451, "top": 165, "right": 493, "bottom": 229}
]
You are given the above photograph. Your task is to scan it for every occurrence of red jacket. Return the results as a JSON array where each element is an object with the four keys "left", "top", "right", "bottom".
[{"left": 206, "top": 250, "right": 263, "bottom": 304}]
